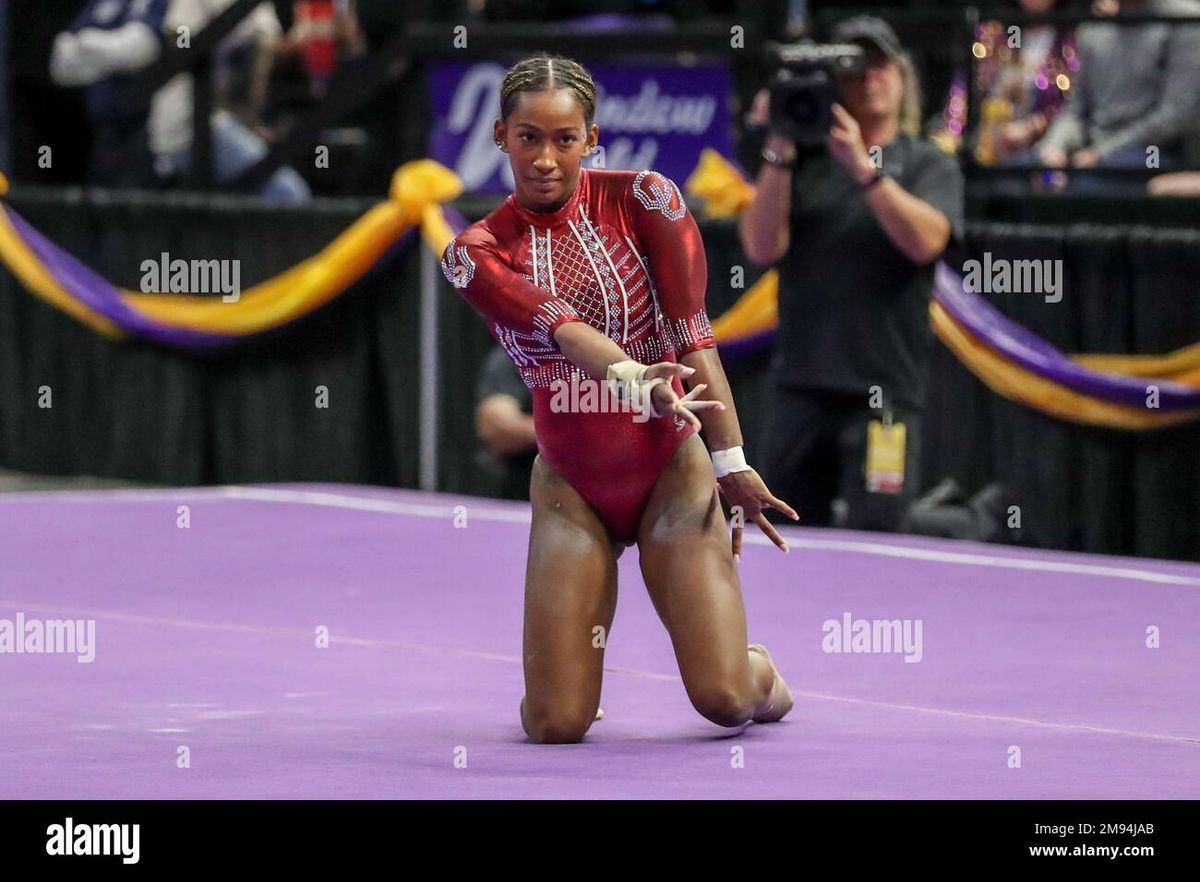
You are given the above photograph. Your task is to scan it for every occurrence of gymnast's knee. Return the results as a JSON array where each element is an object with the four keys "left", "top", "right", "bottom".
[
  {"left": 691, "top": 686, "right": 755, "bottom": 728},
  {"left": 521, "top": 699, "right": 593, "bottom": 744}
]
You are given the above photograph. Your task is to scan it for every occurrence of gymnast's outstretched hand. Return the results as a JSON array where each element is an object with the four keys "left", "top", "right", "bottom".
[
  {"left": 643, "top": 362, "right": 725, "bottom": 431},
  {"left": 716, "top": 469, "right": 798, "bottom": 560}
]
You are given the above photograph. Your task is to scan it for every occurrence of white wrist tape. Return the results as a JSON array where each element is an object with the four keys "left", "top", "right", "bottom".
[
  {"left": 606, "top": 359, "right": 666, "bottom": 417},
  {"left": 711, "top": 446, "right": 751, "bottom": 478},
  {"left": 606, "top": 359, "right": 646, "bottom": 393}
]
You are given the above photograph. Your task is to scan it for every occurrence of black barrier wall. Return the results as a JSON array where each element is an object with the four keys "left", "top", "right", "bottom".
[
  {"left": 0, "top": 190, "right": 423, "bottom": 488},
  {"left": 0, "top": 190, "right": 1196, "bottom": 561}
]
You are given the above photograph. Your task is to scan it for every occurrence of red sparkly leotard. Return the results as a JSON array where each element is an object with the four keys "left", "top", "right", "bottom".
[{"left": 442, "top": 167, "right": 716, "bottom": 544}]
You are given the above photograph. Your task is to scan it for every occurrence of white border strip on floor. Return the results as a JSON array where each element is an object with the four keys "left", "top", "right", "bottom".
[
  {"left": 5, "top": 599, "right": 1197, "bottom": 747},
  {"left": 1, "top": 484, "right": 1198, "bottom": 586}
]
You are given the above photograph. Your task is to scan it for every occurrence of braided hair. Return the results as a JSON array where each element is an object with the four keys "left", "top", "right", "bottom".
[{"left": 499, "top": 54, "right": 597, "bottom": 128}]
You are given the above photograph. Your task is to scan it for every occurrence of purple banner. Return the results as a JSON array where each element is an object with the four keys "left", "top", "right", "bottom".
[{"left": 427, "top": 61, "right": 732, "bottom": 194}]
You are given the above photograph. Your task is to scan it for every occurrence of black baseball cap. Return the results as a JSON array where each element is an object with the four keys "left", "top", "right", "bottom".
[{"left": 832, "top": 15, "right": 904, "bottom": 60}]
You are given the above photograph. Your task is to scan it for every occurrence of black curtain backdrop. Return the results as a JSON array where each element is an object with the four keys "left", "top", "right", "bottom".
[
  {"left": 1, "top": 189, "right": 1196, "bottom": 561},
  {"left": 0, "top": 190, "right": 422, "bottom": 488}
]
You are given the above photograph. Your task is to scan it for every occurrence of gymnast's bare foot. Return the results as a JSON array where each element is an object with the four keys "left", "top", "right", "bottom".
[{"left": 748, "top": 644, "right": 794, "bottom": 723}]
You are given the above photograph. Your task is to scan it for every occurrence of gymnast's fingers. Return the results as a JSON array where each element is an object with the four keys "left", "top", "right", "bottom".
[
  {"left": 674, "top": 401, "right": 703, "bottom": 430},
  {"left": 644, "top": 361, "right": 695, "bottom": 382},
  {"left": 754, "top": 511, "right": 789, "bottom": 553},
  {"left": 763, "top": 492, "right": 799, "bottom": 521},
  {"left": 678, "top": 384, "right": 726, "bottom": 412}
]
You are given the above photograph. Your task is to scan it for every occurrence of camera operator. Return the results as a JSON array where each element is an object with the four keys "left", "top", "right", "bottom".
[{"left": 740, "top": 16, "right": 964, "bottom": 532}]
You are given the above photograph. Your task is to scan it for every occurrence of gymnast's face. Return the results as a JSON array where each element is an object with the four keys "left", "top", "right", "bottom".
[{"left": 495, "top": 89, "right": 600, "bottom": 212}]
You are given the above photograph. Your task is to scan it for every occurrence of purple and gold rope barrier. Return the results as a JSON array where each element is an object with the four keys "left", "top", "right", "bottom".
[
  {"left": 0, "top": 162, "right": 465, "bottom": 348},
  {"left": 2, "top": 154, "right": 1198, "bottom": 428}
]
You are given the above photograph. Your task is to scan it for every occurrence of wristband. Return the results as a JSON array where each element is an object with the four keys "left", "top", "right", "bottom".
[
  {"left": 711, "top": 446, "right": 751, "bottom": 478},
  {"left": 761, "top": 145, "right": 796, "bottom": 170},
  {"left": 859, "top": 169, "right": 888, "bottom": 190}
]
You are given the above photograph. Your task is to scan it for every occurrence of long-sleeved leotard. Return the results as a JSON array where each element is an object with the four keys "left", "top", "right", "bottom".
[{"left": 442, "top": 167, "right": 716, "bottom": 544}]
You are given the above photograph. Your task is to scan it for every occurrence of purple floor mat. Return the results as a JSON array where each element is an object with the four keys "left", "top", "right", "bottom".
[{"left": 1, "top": 483, "right": 1197, "bottom": 799}]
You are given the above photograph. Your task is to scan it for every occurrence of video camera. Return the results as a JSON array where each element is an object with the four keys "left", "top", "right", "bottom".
[{"left": 765, "top": 42, "right": 866, "bottom": 145}]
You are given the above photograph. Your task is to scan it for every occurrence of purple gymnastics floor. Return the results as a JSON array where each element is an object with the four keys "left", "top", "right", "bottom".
[{"left": 1, "top": 483, "right": 1197, "bottom": 799}]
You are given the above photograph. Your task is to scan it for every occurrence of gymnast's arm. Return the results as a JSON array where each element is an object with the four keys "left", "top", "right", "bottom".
[
  {"left": 443, "top": 235, "right": 706, "bottom": 426},
  {"left": 626, "top": 171, "right": 798, "bottom": 546},
  {"left": 553, "top": 322, "right": 714, "bottom": 430},
  {"left": 548, "top": 322, "right": 646, "bottom": 384},
  {"left": 621, "top": 172, "right": 745, "bottom": 450}
]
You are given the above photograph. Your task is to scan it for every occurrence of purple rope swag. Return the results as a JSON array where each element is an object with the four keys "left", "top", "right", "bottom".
[
  {"left": 5, "top": 204, "right": 428, "bottom": 349},
  {"left": 933, "top": 263, "right": 1200, "bottom": 412}
]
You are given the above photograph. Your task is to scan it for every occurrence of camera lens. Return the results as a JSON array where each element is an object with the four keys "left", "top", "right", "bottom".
[{"left": 784, "top": 91, "right": 820, "bottom": 126}]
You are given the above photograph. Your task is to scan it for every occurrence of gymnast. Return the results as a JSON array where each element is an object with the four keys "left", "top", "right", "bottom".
[{"left": 441, "top": 54, "right": 798, "bottom": 743}]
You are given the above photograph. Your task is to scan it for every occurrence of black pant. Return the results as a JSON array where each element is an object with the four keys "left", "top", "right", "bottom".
[
  {"left": 89, "top": 119, "right": 158, "bottom": 189},
  {"left": 757, "top": 385, "right": 922, "bottom": 532}
]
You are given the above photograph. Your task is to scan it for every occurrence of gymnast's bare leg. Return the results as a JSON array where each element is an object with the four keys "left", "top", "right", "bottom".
[
  {"left": 637, "top": 433, "right": 794, "bottom": 727},
  {"left": 518, "top": 455, "right": 620, "bottom": 743}
]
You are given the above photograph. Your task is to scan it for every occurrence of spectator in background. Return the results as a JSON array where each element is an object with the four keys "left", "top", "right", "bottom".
[
  {"left": 978, "top": 0, "right": 1075, "bottom": 163},
  {"left": 149, "top": 0, "right": 311, "bottom": 202},
  {"left": 740, "top": 16, "right": 964, "bottom": 533},
  {"left": 278, "top": 0, "right": 368, "bottom": 98},
  {"left": 931, "top": 0, "right": 1075, "bottom": 162},
  {"left": 263, "top": 1, "right": 380, "bottom": 196},
  {"left": 474, "top": 346, "right": 538, "bottom": 501},
  {"left": 1035, "top": 0, "right": 1200, "bottom": 186},
  {"left": 51, "top": 0, "right": 311, "bottom": 202},
  {"left": 49, "top": 0, "right": 169, "bottom": 187}
]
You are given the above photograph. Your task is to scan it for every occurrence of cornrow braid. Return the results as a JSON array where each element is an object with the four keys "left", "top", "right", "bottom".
[{"left": 499, "top": 54, "right": 597, "bottom": 129}]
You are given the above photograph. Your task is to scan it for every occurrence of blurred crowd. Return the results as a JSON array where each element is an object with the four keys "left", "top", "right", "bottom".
[
  {"left": 935, "top": 0, "right": 1200, "bottom": 194},
  {"left": 28, "top": 0, "right": 1200, "bottom": 201},
  {"left": 47, "top": 0, "right": 369, "bottom": 200}
]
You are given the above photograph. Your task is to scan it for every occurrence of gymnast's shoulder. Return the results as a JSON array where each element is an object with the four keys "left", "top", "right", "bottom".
[{"left": 590, "top": 167, "right": 688, "bottom": 217}]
